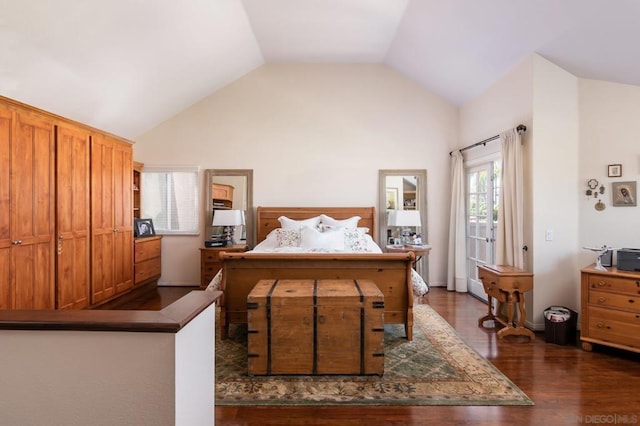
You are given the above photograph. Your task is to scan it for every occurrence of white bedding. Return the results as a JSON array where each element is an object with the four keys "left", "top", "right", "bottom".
[{"left": 205, "top": 222, "right": 430, "bottom": 297}]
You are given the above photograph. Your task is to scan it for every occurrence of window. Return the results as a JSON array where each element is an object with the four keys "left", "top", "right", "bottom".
[{"left": 141, "top": 165, "right": 199, "bottom": 235}]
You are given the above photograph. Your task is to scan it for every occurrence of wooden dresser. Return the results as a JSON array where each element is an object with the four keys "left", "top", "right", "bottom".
[
  {"left": 580, "top": 264, "right": 640, "bottom": 353},
  {"left": 199, "top": 245, "right": 247, "bottom": 289},
  {"left": 134, "top": 236, "right": 162, "bottom": 286}
]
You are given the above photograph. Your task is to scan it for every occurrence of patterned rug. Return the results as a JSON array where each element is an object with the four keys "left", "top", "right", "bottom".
[{"left": 215, "top": 304, "right": 534, "bottom": 406}]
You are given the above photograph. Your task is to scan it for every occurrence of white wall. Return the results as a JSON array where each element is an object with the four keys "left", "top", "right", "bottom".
[
  {"left": 135, "top": 64, "right": 458, "bottom": 287},
  {"left": 578, "top": 79, "right": 640, "bottom": 258},
  {"left": 530, "top": 55, "right": 580, "bottom": 328}
]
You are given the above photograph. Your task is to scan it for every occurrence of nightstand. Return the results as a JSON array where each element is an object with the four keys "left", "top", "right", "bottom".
[
  {"left": 385, "top": 244, "right": 432, "bottom": 264},
  {"left": 200, "top": 245, "right": 248, "bottom": 289}
]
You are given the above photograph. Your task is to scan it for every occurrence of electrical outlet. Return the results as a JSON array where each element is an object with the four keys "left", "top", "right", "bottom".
[{"left": 545, "top": 229, "right": 553, "bottom": 241}]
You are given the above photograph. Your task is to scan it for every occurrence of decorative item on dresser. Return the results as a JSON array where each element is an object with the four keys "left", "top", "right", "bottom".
[
  {"left": 200, "top": 245, "right": 248, "bottom": 289},
  {"left": 580, "top": 264, "right": 640, "bottom": 353}
]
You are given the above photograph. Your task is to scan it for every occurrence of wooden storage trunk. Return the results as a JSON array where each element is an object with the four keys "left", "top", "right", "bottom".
[{"left": 247, "top": 279, "right": 385, "bottom": 376}]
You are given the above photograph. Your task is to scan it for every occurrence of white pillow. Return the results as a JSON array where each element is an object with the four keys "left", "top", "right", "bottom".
[
  {"left": 319, "top": 214, "right": 361, "bottom": 231},
  {"left": 278, "top": 215, "right": 321, "bottom": 230},
  {"left": 300, "top": 226, "right": 345, "bottom": 251}
]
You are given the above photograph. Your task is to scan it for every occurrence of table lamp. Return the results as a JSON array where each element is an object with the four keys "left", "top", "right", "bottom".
[
  {"left": 212, "top": 209, "right": 245, "bottom": 245},
  {"left": 387, "top": 210, "right": 421, "bottom": 245}
]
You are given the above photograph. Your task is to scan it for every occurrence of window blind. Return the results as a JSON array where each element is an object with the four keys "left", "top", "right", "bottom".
[{"left": 141, "top": 165, "right": 199, "bottom": 235}]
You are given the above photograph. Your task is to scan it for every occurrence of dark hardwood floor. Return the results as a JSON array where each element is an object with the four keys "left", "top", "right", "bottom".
[{"left": 134, "top": 286, "right": 639, "bottom": 425}]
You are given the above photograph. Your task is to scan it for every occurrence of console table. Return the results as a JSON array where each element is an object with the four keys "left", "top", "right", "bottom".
[{"left": 477, "top": 264, "right": 535, "bottom": 340}]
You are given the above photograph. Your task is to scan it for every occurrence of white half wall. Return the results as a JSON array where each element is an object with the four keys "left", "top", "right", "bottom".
[
  {"left": 0, "top": 304, "right": 215, "bottom": 426},
  {"left": 135, "top": 63, "right": 458, "bottom": 288}
]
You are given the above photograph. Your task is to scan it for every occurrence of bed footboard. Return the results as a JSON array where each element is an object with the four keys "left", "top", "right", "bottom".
[{"left": 219, "top": 252, "right": 415, "bottom": 340}]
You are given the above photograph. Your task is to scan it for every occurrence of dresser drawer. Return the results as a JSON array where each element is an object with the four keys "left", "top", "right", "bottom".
[
  {"left": 588, "top": 306, "right": 640, "bottom": 348},
  {"left": 588, "top": 275, "right": 640, "bottom": 296},
  {"left": 135, "top": 257, "right": 161, "bottom": 284},
  {"left": 135, "top": 238, "right": 162, "bottom": 262},
  {"left": 589, "top": 289, "right": 640, "bottom": 312},
  {"left": 202, "top": 262, "right": 222, "bottom": 277}
]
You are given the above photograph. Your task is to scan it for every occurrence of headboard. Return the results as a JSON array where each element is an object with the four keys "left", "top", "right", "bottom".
[{"left": 255, "top": 207, "right": 377, "bottom": 244}]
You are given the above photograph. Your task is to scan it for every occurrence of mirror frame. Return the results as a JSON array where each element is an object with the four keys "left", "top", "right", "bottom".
[
  {"left": 205, "top": 169, "right": 254, "bottom": 248},
  {"left": 378, "top": 169, "right": 428, "bottom": 277}
]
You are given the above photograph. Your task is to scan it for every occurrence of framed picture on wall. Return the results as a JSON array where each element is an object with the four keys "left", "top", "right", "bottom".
[
  {"left": 612, "top": 181, "right": 636, "bottom": 207},
  {"left": 608, "top": 164, "right": 622, "bottom": 177},
  {"left": 134, "top": 218, "right": 156, "bottom": 237}
]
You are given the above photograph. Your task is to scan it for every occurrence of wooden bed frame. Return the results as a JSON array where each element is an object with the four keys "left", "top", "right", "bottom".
[{"left": 219, "top": 207, "right": 416, "bottom": 340}]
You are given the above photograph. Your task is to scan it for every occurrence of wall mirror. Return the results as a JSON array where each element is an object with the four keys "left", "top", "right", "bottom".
[
  {"left": 205, "top": 169, "right": 254, "bottom": 248},
  {"left": 378, "top": 169, "right": 428, "bottom": 278}
]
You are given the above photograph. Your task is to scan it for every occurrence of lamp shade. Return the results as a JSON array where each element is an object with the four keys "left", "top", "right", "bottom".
[
  {"left": 387, "top": 210, "right": 421, "bottom": 227},
  {"left": 212, "top": 209, "right": 245, "bottom": 227}
]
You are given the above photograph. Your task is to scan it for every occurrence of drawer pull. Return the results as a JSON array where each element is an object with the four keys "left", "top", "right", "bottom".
[
  {"left": 598, "top": 297, "right": 606, "bottom": 303},
  {"left": 596, "top": 322, "right": 604, "bottom": 328},
  {"left": 597, "top": 281, "right": 607, "bottom": 287},
  {"left": 629, "top": 299, "right": 635, "bottom": 304}
]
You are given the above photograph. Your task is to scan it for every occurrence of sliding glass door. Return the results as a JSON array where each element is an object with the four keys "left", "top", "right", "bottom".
[{"left": 466, "top": 160, "right": 500, "bottom": 301}]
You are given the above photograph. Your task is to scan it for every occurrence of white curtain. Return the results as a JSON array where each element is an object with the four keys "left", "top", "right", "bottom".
[
  {"left": 495, "top": 129, "right": 524, "bottom": 269},
  {"left": 447, "top": 150, "right": 467, "bottom": 292}
]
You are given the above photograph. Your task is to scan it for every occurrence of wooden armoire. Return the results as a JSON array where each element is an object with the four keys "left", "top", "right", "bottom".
[{"left": 0, "top": 96, "right": 136, "bottom": 310}]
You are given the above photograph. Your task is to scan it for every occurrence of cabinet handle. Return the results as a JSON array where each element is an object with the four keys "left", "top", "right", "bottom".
[
  {"left": 11, "top": 240, "right": 22, "bottom": 245},
  {"left": 629, "top": 299, "right": 635, "bottom": 304},
  {"left": 596, "top": 322, "right": 604, "bottom": 328},
  {"left": 598, "top": 281, "right": 607, "bottom": 287},
  {"left": 598, "top": 297, "right": 606, "bottom": 303}
]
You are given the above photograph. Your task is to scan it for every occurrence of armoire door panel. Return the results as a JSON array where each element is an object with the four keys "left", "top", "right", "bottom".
[
  {"left": 58, "top": 237, "right": 90, "bottom": 309},
  {"left": 0, "top": 105, "right": 11, "bottom": 250},
  {"left": 91, "top": 135, "right": 133, "bottom": 303},
  {"left": 91, "top": 232, "right": 116, "bottom": 304},
  {"left": 56, "top": 124, "right": 90, "bottom": 310},
  {"left": 114, "top": 230, "right": 133, "bottom": 294},
  {"left": 10, "top": 110, "right": 55, "bottom": 309},
  {"left": 0, "top": 105, "right": 12, "bottom": 310},
  {"left": 13, "top": 113, "right": 55, "bottom": 242},
  {"left": 0, "top": 249, "right": 10, "bottom": 309},
  {"left": 12, "top": 242, "right": 53, "bottom": 309}
]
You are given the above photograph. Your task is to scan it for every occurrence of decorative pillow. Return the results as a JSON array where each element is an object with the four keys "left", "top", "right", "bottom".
[
  {"left": 205, "top": 271, "right": 222, "bottom": 292},
  {"left": 300, "top": 226, "right": 345, "bottom": 251},
  {"left": 411, "top": 270, "right": 429, "bottom": 297},
  {"left": 278, "top": 215, "right": 321, "bottom": 230},
  {"left": 343, "top": 227, "right": 369, "bottom": 252},
  {"left": 319, "top": 214, "right": 361, "bottom": 231},
  {"left": 275, "top": 228, "right": 300, "bottom": 247}
]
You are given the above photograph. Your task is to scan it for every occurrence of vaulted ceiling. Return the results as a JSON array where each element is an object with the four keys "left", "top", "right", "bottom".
[{"left": 2, "top": 0, "right": 639, "bottom": 139}]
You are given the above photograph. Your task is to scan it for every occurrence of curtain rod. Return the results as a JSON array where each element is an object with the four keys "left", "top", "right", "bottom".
[{"left": 449, "top": 124, "right": 527, "bottom": 156}]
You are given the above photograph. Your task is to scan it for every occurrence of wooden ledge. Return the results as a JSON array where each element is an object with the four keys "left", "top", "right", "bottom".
[{"left": 0, "top": 290, "right": 222, "bottom": 333}]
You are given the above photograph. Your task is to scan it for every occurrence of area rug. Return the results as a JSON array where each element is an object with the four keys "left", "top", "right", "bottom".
[{"left": 215, "top": 304, "right": 534, "bottom": 406}]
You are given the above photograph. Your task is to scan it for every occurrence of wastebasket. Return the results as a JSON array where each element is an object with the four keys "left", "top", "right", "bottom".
[{"left": 544, "top": 306, "right": 578, "bottom": 345}]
